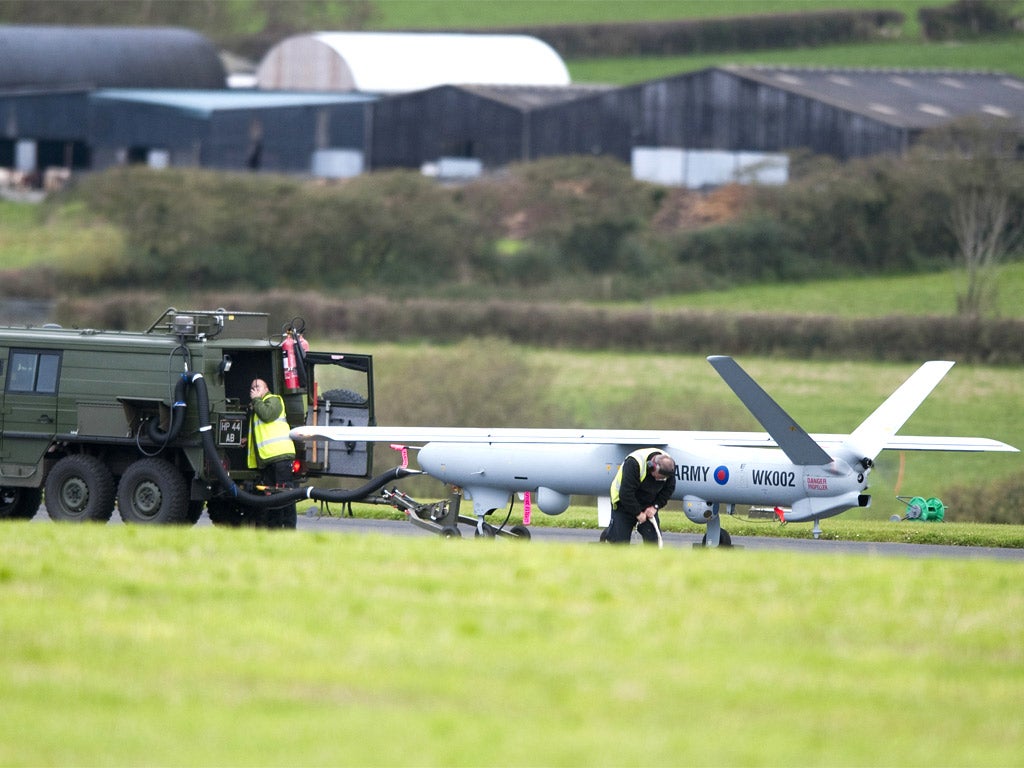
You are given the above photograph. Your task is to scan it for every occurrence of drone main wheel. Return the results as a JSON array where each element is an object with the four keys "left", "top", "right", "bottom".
[{"left": 701, "top": 529, "right": 733, "bottom": 547}]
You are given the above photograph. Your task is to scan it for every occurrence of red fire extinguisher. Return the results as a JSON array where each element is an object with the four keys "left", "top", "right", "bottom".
[
  {"left": 281, "top": 334, "right": 298, "bottom": 389},
  {"left": 282, "top": 319, "right": 309, "bottom": 391},
  {"left": 281, "top": 331, "right": 309, "bottom": 390}
]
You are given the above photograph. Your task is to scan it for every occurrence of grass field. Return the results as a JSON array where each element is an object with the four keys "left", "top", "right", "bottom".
[
  {"left": 0, "top": 201, "right": 124, "bottom": 271},
  {"left": 1, "top": 523, "right": 1021, "bottom": 766},
  {"left": 567, "top": 37, "right": 1024, "bottom": 83},
  {"left": 366, "top": 0, "right": 1024, "bottom": 80},
  {"left": 370, "top": 0, "right": 933, "bottom": 35},
  {"left": 641, "top": 261, "right": 1024, "bottom": 318}
]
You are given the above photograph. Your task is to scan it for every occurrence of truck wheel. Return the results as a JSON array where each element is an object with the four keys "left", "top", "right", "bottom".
[
  {"left": 0, "top": 486, "right": 43, "bottom": 519},
  {"left": 117, "top": 458, "right": 188, "bottom": 524},
  {"left": 186, "top": 501, "right": 205, "bottom": 525},
  {"left": 44, "top": 455, "right": 116, "bottom": 522},
  {"left": 207, "top": 499, "right": 266, "bottom": 527},
  {"left": 320, "top": 388, "right": 367, "bottom": 405},
  {"left": 206, "top": 498, "right": 244, "bottom": 526}
]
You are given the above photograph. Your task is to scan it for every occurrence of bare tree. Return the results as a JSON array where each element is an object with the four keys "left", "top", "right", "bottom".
[
  {"left": 920, "top": 118, "right": 1024, "bottom": 317},
  {"left": 950, "top": 179, "right": 1021, "bottom": 316}
]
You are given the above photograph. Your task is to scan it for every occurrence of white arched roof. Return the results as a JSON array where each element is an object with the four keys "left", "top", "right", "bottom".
[{"left": 256, "top": 32, "right": 570, "bottom": 93}]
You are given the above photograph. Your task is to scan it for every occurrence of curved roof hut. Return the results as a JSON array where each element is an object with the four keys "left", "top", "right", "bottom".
[
  {"left": 256, "top": 32, "right": 571, "bottom": 93},
  {"left": 0, "top": 25, "right": 226, "bottom": 90}
]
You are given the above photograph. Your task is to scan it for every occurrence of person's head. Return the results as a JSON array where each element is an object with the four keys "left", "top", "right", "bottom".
[
  {"left": 649, "top": 452, "right": 676, "bottom": 481},
  {"left": 250, "top": 378, "right": 270, "bottom": 400}
]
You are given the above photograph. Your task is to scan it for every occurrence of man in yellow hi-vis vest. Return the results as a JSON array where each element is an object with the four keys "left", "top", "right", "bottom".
[
  {"left": 247, "top": 378, "right": 297, "bottom": 528},
  {"left": 604, "top": 448, "right": 676, "bottom": 544}
]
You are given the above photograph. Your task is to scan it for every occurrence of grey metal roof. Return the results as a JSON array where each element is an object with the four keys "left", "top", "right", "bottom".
[
  {"left": 0, "top": 25, "right": 226, "bottom": 90},
  {"left": 90, "top": 89, "right": 377, "bottom": 118},
  {"left": 435, "top": 83, "right": 613, "bottom": 111},
  {"left": 722, "top": 65, "right": 1024, "bottom": 129}
]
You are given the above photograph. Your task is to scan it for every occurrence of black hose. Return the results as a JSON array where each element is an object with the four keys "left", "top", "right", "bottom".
[
  {"left": 189, "top": 372, "right": 418, "bottom": 508},
  {"left": 145, "top": 373, "right": 189, "bottom": 444}
]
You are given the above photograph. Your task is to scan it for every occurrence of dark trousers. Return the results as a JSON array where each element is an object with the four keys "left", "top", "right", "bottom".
[
  {"left": 605, "top": 507, "right": 661, "bottom": 544},
  {"left": 258, "top": 459, "right": 297, "bottom": 529}
]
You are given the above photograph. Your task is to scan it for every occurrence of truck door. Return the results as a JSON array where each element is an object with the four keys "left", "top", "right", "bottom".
[
  {"left": 301, "top": 352, "right": 374, "bottom": 478},
  {"left": 0, "top": 348, "right": 61, "bottom": 473}
]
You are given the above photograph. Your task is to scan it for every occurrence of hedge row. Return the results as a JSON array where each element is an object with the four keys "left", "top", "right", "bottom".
[
  {"left": 469, "top": 9, "right": 905, "bottom": 58},
  {"left": 57, "top": 292, "right": 1024, "bottom": 366},
  {"left": 918, "top": 0, "right": 1022, "bottom": 41}
]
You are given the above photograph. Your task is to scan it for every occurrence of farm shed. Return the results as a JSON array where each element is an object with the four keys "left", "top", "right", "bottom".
[
  {"left": 256, "top": 32, "right": 571, "bottom": 93},
  {"left": 368, "top": 84, "right": 610, "bottom": 170},
  {"left": 0, "top": 25, "right": 226, "bottom": 90},
  {"left": 87, "top": 90, "right": 377, "bottom": 175},
  {"left": 366, "top": 66, "right": 1024, "bottom": 174},
  {"left": 596, "top": 66, "right": 1024, "bottom": 160},
  {"left": 0, "top": 89, "right": 92, "bottom": 175}
]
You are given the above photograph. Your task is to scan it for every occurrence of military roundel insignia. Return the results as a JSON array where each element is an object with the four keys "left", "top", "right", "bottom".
[{"left": 714, "top": 465, "right": 730, "bottom": 485}]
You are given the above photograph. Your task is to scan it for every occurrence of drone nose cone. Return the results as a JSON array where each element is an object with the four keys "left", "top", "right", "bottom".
[{"left": 418, "top": 442, "right": 482, "bottom": 482}]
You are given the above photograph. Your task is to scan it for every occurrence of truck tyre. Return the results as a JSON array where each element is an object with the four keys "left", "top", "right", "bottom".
[
  {"left": 117, "top": 458, "right": 188, "bottom": 524},
  {"left": 206, "top": 498, "right": 244, "bottom": 527},
  {"left": 186, "top": 501, "right": 205, "bottom": 525},
  {"left": 45, "top": 455, "right": 116, "bottom": 522},
  {"left": 0, "top": 486, "right": 43, "bottom": 519},
  {"left": 320, "top": 388, "right": 367, "bottom": 405}
]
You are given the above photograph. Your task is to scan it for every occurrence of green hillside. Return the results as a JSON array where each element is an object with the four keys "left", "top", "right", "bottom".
[
  {"left": 643, "top": 262, "right": 1024, "bottom": 318},
  {"left": 568, "top": 36, "right": 1024, "bottom": 82},
  {"left": 369, "top": 0, "right": 1024, "bottom": 80},
  {"left": 369, "top": 0, "right": 932, "bottom": 33}
]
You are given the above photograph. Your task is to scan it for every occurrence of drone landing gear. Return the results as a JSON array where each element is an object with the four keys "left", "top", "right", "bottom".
[
  {"left": 696, "top": 506, "right": 737, "bottom": 548},
  {"left": 380, "top": 488, "right": 531, "bottom": 541}
]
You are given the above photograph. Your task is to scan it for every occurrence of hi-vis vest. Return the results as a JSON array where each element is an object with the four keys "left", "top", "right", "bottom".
[
  {"left": 247, "top": 394, "right": 294, "bottom": 468},
  {"left": 610, "top": 448, "right": 663, "bottom": 507}
]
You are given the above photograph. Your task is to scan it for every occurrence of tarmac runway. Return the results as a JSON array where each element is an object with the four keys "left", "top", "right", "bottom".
[
  {"left": 292, "top": 510, "right": 1024, "bottom": 561},
  {"left": 29, "top": 505, "right": 1023, "bottom": 561}
]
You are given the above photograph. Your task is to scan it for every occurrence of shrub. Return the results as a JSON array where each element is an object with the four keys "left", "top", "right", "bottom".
[
  {"left": 669, "top": 215, "right": 812, "bottom": 283},
  {"left": 486, "top": 10, "right": 904, "bottom": 58},
  {"left": 59, "top": 167, "right": 498, "bottom": 291},
  {"left": 919, "top": 0, "right": 1022, "bottom": 41},
  {"left": 943, "top": 472, "right": 1024, "bottom": 524}
]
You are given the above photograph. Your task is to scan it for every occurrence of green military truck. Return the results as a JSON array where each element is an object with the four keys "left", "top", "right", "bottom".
[{"left": 0, "top": 307, "right": 404, "bottom": 525}]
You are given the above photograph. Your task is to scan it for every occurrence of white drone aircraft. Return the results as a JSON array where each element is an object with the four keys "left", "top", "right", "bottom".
[{"left": 292, "top": 356, "right": 1017, "bottom": 546}]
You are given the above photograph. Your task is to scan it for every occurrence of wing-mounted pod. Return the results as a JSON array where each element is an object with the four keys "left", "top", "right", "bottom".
[
  {"left": 535, "top": 487, "right": 570, "bottom": 515},
  {"left": 682, "top": 495, "right": 718, "bottom": 525},
  {"left": 683, "top": 495, "right": 732, "bottom": 547}
]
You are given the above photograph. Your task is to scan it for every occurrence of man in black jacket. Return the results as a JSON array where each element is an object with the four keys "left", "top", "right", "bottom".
[{"left": 604, "top": 448, "right": 676, "bottom": 544}]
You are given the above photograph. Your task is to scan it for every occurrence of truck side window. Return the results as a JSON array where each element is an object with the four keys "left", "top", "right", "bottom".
[{"left": 7, "top": 350, "right": 61, "bottom": 394}]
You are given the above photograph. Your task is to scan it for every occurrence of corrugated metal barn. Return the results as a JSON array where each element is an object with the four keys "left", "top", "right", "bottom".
[
  {"left": 370, "top": 66, "right": 1024, "bottom": 170},
  {"left": 627, "top": 66, "right": 1024, "bottom": 158},
  {"left": 0, "top": 88, "right": 376, "bottom": 178},
  {"left": 0, "top": 25, "right": 226, "bottom": 90},
  {"left": 369, "top": 84, "right": 611, "bottom": 170},
  {"left": 0, "top": 24, "right": 229, "bottom": 180},
  {"left": 0, "top": 89, "right": 92, "bottom": 172},
  {"left": 3, "top": 30, "right": 1023, "bottom": 182},
  {"left": 88, "top": 90, "right": 376, "bottom": 174}
]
